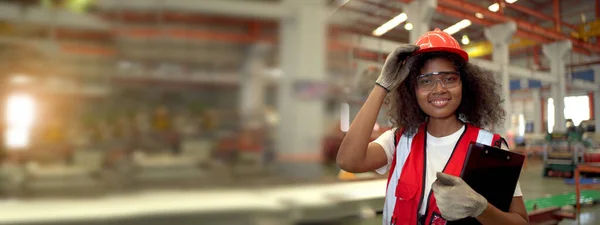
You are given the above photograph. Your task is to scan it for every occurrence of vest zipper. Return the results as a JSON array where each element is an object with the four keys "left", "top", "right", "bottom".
[
  {"left": 422, "top": 191, "right": 434, "bottom": 225},
  {"left": 414, "top": 130, "right": 428, "bottom": 225},
  {"left": 423, "top": 125, "right": 468, "bottom": 224}
]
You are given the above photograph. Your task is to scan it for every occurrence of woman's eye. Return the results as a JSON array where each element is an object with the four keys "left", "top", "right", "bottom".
[{"left": 445, "top": 76, "right": 458, "bottom": 82}]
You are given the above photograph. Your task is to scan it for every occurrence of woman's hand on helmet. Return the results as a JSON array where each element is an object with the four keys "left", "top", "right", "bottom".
[{"left": 375, "top": 44, "right": 420, "bottom": 92}]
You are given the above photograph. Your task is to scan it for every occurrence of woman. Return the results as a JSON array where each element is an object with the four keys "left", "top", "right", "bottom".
[{"left": 336, "top": 28, "right": 529, "bottom": 225}]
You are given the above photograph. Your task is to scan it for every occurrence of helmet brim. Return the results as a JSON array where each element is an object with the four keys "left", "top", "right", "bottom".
[{"left": 412, "top": 47, "right": 469, "bottom": 62}]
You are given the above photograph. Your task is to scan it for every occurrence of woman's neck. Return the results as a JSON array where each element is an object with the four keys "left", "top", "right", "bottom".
[{"left": 427, "top": 116, "right": 463, "bottom": 137}]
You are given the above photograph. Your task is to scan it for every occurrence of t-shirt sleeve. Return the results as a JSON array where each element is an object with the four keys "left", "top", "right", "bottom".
[
  {"left": 500, "top": 140, "right": 523, "bottom": 197},
  {"left": 372, "top": 128, "right": 396, "bottom": 175}
]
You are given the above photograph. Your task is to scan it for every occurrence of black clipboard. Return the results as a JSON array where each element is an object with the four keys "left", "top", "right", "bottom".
[{"left": 447, "top": 142, "right": 525, "bottom": 225}]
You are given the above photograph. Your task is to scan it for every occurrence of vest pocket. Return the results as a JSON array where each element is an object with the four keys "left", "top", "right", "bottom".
[
  {"left": 394, "top": 181, "right": 419, "bottom": 223},
  {"left": 395, "top": 181, "right": 417, "bottom": 200}
]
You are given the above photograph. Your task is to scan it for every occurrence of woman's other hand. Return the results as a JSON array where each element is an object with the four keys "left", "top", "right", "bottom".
[{"left": 432, "top": 172, "right": 488, "bottom": 221}]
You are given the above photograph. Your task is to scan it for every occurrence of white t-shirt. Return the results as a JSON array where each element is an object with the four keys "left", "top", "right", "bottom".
[{"left": 373, "top": 126, "right": 522, "bottom": 219}]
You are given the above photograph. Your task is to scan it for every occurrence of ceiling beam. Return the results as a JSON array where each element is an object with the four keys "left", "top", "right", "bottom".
[
  {"left": 438, "top": 0, "right": 600, "bottom": 54},
  {"left": 352, "top": 0, "right": 398, "bottom": 16},
  {"left": 503, "top": 1, "right": 578, "bottom": 31},
  {"left": 341, "top": 5, "right": 398, "bottom": 25},
  {"left": 482, "top": 0, "right": 536, "bottom": 22},
  {"left": 435, "top": 5, "right": 590, "bottom": 55},
  {"left": 95, "top": 0, "right": 285, "bottom": 20},
  {"left": 337, "top": 3, "right": 409, "bottom": 40},
  {"left": 0, "top": 2, "right": 109, "bottom": 30}
]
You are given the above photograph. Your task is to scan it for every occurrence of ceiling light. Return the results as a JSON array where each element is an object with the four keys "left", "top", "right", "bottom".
[
  {"left": 475, "top": 13, "right": 484, "bottom": 19},
  {"left": 461, "top": 35, "right": 470, "bottom": 45},
  {"left": 443, "top": 19, "right": 472, "bottom": 35},
  {"left": 372, "top": 13, "right": 407, "bottom": 36},
  {"left": 505, "top": 0, "right": 518, "bottom": 3},
  {"left": 404, "top": 23, "right": 413, "bottom": 31},
  {"left": 488, "top": 3, "right": 500, "bottom": 12}
]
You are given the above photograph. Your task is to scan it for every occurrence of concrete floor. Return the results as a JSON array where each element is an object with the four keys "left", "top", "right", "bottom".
[
  {"left": 318, "top": 160, "right": 600, "bottom": 225},
  {"left": 519, "top": 160, "right": 599, "bottom": 225},
  {"left": 3, "top": 159, "right": 598, "bottom": 225}
]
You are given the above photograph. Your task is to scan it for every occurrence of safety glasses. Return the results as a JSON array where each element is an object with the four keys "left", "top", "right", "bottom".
[{"left": 415, "top": 71, "right": 461, "bottom": 91}]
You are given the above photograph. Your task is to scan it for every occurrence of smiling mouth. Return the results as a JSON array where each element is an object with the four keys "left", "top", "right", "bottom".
[{"left": 429, "top": 99, "right": 450, "bottom": 107}]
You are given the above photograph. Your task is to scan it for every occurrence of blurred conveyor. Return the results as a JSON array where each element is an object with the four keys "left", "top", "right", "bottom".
[{"left": 0, "top": 179, "right": 386, "bottom": 225}]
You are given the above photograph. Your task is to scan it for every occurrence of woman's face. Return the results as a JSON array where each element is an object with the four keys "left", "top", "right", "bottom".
[{"left": 415, "top": 58, "right": 462, "bottom": 120}]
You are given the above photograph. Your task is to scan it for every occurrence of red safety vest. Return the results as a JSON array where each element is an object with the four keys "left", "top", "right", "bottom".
[{"left": 386, "top": 123, "right": 503, "bottom": 225}]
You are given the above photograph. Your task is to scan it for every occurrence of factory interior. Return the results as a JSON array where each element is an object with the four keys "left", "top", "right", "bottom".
[{"left": 0, "top": 0, "right": 599, "bottom": 224}]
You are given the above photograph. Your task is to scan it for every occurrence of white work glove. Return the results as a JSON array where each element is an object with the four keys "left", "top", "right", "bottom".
[
  {"left": 432, "top": 172, "right": 488, "bottom": 221},
  {"left": 375, "top": 45, "right": 420, "bottom": 92}
]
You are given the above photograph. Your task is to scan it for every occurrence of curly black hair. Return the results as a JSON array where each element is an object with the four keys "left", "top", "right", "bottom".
[{"left": 387, "top": 51, "right": 505, "bottom": 136}]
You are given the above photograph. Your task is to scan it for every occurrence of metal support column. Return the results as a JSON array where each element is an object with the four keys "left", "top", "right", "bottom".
[
  {"left": 404, "top": 0, "right": 436, "bottom": 43},
  {"left": 594, "top": 66, "right": 600, "bottom": 134},
  {"left": 277, "top": 0, "right": 328, "bottom": 179},
  {"left": 240, "top": 43, "right": 271, "bottom": 129},
  {"left": 542, "top": 40, "right": 572, "bottom": 133},
  {"left": 532, "top": 89, "right": 543, "bottom": 134},
  {"left": 484, "top": 22, "right": 517, "bottom": 136}
]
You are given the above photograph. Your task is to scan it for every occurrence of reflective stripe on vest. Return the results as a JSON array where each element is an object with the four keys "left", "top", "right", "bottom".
[{"left": 385, "top": 123, "right": 502, "bottom": 225}]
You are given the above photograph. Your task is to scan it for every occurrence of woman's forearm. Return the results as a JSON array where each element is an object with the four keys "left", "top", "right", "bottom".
[
  {"left": 336, "top": 86, "right": 387, "bottom": 172},
  {"left": 476, "top": 203, "right": 528, "bottom": 225}
]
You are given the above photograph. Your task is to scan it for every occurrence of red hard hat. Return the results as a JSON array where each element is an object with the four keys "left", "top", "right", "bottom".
[{"left": 413, "top": 28, "right": 469, "bottom": 62}]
